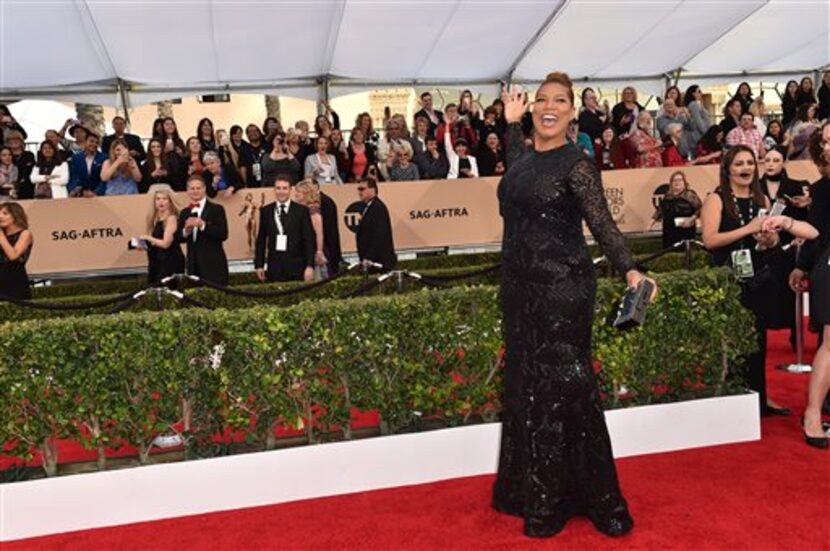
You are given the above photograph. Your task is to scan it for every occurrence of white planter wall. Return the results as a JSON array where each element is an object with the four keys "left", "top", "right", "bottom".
[{"left": 0, "top": 393, "right": 759, "bottom": 542}]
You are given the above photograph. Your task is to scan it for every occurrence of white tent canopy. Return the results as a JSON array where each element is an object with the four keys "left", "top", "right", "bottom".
[{"left": 1, "top": 0, "right": 827, "bottom": 106}]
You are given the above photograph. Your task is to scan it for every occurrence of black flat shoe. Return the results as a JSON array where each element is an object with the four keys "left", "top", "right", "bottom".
[{"left": 765, "top": 405, "right": 791, "bottom": 416}]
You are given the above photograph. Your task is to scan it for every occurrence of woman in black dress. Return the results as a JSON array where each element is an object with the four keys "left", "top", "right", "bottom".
[
  {"left": 781, "top": 80, "right": 800, "bottom": 129},
  {"left": 759, "top": 147, "right": 812, "bottom": 352},
  {"left": 477, "top": 131, "right": 506, "bottom": 177},
  {"left": 0, "top": 202, "right": 33, "bottom": 299},
  {"left": 493, "top": 73, "right": 655, "bottom": 538},
  {"left": 789, "top": 121, "right": 830, "bottom": 448},
  {"left": 140, "top": 188, "right": 185, "bottom": 285},
  {"left": 651, "top": 170, "right": 702, "bottom": 248},
  {"left": 701, "top": 145, "right": 787, "bottom": 417}
]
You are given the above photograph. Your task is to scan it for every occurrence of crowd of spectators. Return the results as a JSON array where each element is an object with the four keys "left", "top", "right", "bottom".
[{"left": 0, "top": 71, "right": 828, "bottom": 200}]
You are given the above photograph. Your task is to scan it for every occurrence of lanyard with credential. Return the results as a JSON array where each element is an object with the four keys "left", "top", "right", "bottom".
[
  {"left": 274, "top": 204, "right": 287, "bottom": 235},
  {"left": 730, "top": 194, "right": 756, "bottom": 278}
]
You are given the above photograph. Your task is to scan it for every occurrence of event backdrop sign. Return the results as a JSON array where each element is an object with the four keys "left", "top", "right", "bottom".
[{"left": 17, "top": 161, "right": 820, "bottom": 276}]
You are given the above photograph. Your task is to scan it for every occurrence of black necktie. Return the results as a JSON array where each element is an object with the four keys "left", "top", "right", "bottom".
[{"left": 279, "top": 204, "right": 287, "bottom": 230}]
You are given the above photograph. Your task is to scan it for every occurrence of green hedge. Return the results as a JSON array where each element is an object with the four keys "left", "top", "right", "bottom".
[
  {"left": 0, "top": 268, "right": 755, "bottom": 477},
  {"left": 30, "top": 236, "right": 669, "bottom": 300},
  {"left": 4, "top": 251, "right": 711, "bottom": 324}
]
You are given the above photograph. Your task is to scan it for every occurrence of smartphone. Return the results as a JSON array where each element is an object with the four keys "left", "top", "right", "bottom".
[{"left": 127, "top": 238, "right": 148, "bottom": 251}]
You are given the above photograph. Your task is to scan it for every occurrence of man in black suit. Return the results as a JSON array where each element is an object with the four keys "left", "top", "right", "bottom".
[
  {"left": 254, "top": 174, "right": 316, "bottom": 282},
  {"left": 101, "top": 116, "right": 145, "bottom": 162},
  {"left": 177, "top": 174, "right": 229, "bottom": 285},
  {"left": 319, "top": 191, "right": 343, "bottom": 274},
  {"left": 413, "top": 91, "right": 444, "bottom": 135},
  {"left": 356, "top": 177, "right": 397, "bottom": 271}
]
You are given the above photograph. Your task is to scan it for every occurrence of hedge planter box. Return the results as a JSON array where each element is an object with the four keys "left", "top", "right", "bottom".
[{"left": 0, "top": 392, "right": 759, "bottom": 542}]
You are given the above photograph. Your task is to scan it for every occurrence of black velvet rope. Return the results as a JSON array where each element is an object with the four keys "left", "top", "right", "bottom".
[
  {"left": 411, "top": 263, "right": 502, "bottom": 285},
  {"left": 186, "top": 266, "right": 353, "bottom": 298},
  {"left": 0, "top": 289, "right": 145, "bottom": 311},
  {"left": 179, "top": 292, "right": 214, "bottom": 310},
  {"left": 106, "top": 296, "right": 142, "bottom": 314},
  {"left": 344, "top": 278, "right": 385, "bottom": 298}
]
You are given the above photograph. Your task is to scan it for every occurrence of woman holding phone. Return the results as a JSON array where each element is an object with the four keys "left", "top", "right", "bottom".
[
  {"left": 759, "top": 147, "right": 812, "bottom": 354},
  {"left": 139, "top": 187, "right": 185, "bottom": 285}
]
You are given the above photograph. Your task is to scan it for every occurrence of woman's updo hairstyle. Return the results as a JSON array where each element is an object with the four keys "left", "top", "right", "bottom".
[{"left": 540, "top": 72, "right": 575, "bottom": 105}]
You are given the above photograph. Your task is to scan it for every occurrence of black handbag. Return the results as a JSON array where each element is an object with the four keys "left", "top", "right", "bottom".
[{"left": 613, "top": 278, "right": 655, "bottom": 330}]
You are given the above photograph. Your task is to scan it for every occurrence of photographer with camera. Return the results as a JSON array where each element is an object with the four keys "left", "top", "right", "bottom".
[{"left": 262, "top": 131, "right": 301, "bottom": 186}]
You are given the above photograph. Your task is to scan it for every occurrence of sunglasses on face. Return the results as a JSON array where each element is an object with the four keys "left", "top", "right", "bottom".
[{"left": 357, "top": 186, "right": 367, "bottom": 191}]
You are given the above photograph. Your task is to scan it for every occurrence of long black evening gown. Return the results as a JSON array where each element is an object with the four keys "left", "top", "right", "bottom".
[
  {"left": 0, "top": 231, "right": 32, "bottom": 299},
  {"left": 492, "top": 123, "right": 636, "bottom": 538}
]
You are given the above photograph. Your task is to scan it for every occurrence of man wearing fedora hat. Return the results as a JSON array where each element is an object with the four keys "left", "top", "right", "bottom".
[
  {"left": 0, "top": 105, "right": 28, "bottom": 146},
  {"left": 57, "top": 118, "right": 91, "bottom": 155},
  {"left": 3, "top": 130, "right": 35, "bottom": 199}
]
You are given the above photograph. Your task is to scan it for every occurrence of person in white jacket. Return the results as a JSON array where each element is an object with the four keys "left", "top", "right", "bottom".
[
  {"left": 30, "top": 141, "right": 69, "bottom": 198},
  {"left": 445, "top": 127, "right": 479, "bottom": 179}
]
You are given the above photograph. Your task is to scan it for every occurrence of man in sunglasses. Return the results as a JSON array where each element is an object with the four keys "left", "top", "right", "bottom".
[{"left": 356, "top": 174, "right": 397, "bottom": 272}]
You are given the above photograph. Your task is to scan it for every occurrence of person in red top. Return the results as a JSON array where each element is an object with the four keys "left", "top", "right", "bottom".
[
  {"left": 435, "top": 103, "right": 477, "bottom": 153},
  {"left": 630, "top": 111, "right": 663, "bottom": 168},
  {"left": 663, "top": 123, "right": 709, "bottom": 167},
  {"left": 346, "top": 127, "right": 377, "bottom": 182},
  {"left": 693, "top": 125, "right": 724, "bottom": 164},
  {"left": 661, "top": 123, "right": 687, "bottom": 167}
]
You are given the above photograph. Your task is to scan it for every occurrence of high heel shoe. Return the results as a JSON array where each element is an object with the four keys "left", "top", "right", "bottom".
[{"left": 801, "top": 416, "right": 829, "bottom": 450}]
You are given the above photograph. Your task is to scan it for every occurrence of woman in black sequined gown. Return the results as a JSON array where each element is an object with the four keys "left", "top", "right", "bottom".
[{"left": 492, "top": 73, "right": 655, "bottom": 538}]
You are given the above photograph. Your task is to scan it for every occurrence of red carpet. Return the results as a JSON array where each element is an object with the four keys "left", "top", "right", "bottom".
[{"left": 5, "top": 330, "right": 829, "bottom": 550}]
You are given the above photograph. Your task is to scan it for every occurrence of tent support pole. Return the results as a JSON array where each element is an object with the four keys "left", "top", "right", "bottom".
[
  {"left": 319, "top": 76, "right": 330, "bottom": 112},
  {"left": 117, "top": 79, "right": 131, "bottom": 126},
  {"left": 502, "top": 0, "right": 571, "bottom": 84}
]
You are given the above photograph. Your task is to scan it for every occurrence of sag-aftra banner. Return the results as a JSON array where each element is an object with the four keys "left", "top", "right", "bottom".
[{"left": 18, "top": 161, "right": 820, "bottom": 276}]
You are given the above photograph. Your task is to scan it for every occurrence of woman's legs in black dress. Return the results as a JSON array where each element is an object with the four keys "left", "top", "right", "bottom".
[{"left": 493, "top": 278, "right": 632, "bottom": 537}]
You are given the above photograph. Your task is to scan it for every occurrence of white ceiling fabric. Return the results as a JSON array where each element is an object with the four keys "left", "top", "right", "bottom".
[{"left": 1, "top": 0, "right": 827, "bottom": 105}]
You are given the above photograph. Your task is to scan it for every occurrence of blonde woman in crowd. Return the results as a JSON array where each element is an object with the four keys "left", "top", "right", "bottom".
[{"left": 139, "top": 186, "right": 184, "bottom": 285}]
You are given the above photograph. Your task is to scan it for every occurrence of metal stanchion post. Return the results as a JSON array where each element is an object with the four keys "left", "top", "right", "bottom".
[
  {"left": 154, "top": 287, "right": 164, "bottom": 311},
  {"left": 684, "top": 239, "right": 692, "bottom": 270},
  {"left": 785, "top": 243, "right": 812, "bottom": 373},
  {"left": 395, "top": 270, "right": 405, "bottom": 293}
]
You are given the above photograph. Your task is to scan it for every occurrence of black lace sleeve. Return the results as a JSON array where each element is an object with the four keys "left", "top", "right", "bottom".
[
  {"left": 569, "top": 157, "right": 636, "bottom": 276},
  {"left": 505, "top": 122, "right": 527, "bottom": 168}
]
